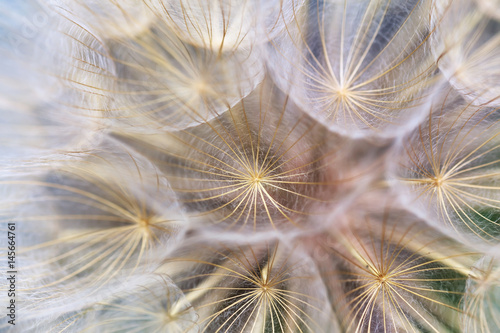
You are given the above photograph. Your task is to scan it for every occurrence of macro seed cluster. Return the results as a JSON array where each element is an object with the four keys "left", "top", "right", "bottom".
[{"left": 1, "top": 0, "right": 500, "bottom": 332}]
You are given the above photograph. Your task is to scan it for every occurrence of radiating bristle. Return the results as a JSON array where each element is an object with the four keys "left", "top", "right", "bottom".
[
  {"left": 392, "top": 85, "right": 500, "bottom": 248},
  {"left": 1, "top": 138, "right": 185, "bottom": 294},
  {"left": 105, "top": 23, "right": 264, "bottom": 132},
  {"left": 303, "top": 204, "right": 478, "bottom": 332},
  {"left": 266, "top": 0, "right": 439, "bottom": 137},
  {"left": 144, "top": 0, "right": 304, "bottom": 52},
  {"left": 157, "top": 239, "right": 336, "bottom": 332}
]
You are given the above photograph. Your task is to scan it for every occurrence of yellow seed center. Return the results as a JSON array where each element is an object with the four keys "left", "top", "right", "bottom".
[
  {"left": 337, "top": 86, "right": 351, "bottom": 100},
  {"left": 377, "top": 274, "right": 388, "bottom": 285},
  {"left": 139, "top": 218, "right": 150, "bottom": 227},
  {"left": 432, "top": 176, "right": 444, "bottom": 187},
  {"left": 249, "top": 171, "right": 267, "bottom": 187}
]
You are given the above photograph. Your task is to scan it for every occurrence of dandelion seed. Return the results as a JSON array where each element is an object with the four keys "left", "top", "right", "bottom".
[
  {"left": 1, "top": 138, "right": 184, "bottom": 292},
  {"left": 105, "top": 23, "right": 264, "bottom": 132},
  {"left": 158, "top": 240, "right": 335, "bottom": 332},
  {"left": 267, "top": 0, "right": 438, "bottom": 137},
  {"left": 304, "top": 206, "right": 477, "bottom": 332},
  {"left": 44, "top": 0, "right": 265, "bottom": 133},
  {"left": 393, "top": 86, "right": 500, "bottom": 247}
]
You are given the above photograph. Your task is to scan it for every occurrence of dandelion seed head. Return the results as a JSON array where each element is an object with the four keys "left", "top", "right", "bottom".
[{"left": 2, "top": 0, "right": 499, "bottom": 331}]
